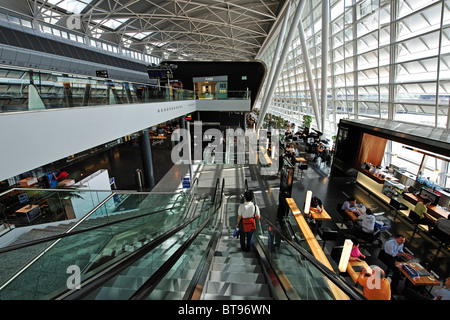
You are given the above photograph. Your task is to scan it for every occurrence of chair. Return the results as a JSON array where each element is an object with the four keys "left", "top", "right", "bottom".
[
  {"left": 330, "top": 245, "right": 343, "bottom": 264},
  {"left": 403, "top": 287, "right": 433, "bottom": 300},
  {"left": 377, "top": 249, "right": 392, "bottom": 275},
  {"left": 430, "top": 228, "right": 450, "bottom": 257},
  {"left": 298, "top": 163, "right": 308, "bottom": 178},
  {"left": 406, "top": 210, "right": 423, "bottom": 239},
  {"left": 351, "top": 225, "right": 381, "bottom": 246},
  {"left": 318, "top": 227, "right": 338, "bottom": 249},
  {"left": 336, "top": 203, "right": 351, "bottom": 228}
]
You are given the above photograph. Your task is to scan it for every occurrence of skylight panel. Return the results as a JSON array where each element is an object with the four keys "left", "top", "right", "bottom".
[
  {"left": 93, "top": 18, "right": 128, "bottom": 30},
  {"left": 150, "top": 41, "right": 169, "bottom": 48},
  {"left": 125, "top": 32, "right": 153, "bottom": 40},
  {"left": 46, "top": 0, "right": 93, "bottom": 15}
]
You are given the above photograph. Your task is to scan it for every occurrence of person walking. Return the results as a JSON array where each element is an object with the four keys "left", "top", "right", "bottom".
[{"left": 236, "top": 190, "right": 260, "bottom": 252}]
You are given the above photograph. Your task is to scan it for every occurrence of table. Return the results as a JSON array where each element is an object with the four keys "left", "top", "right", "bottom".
[
  {"left": 395, "top": 262, "right": 440, "bottom": 287},
  {"left": 310, "top": 207, "right": 332, "bottom": 221},
  {"left": 15, "top": 205, "right": 41, "bottom": 223},
  {"left": 345, "top": 209, "right": 360, "bottom": 222},
  {"left": 58, "top": 179, "right": 75, "bottom": 187},
  {"left": 19, "top": 177, "right": 37, "bottom": 187},
  {"left": 309, "top": 207, "right": 332, "bottom": 232},
  {"left": 347, "top": 260, "right": 372, "bottom": 284}
]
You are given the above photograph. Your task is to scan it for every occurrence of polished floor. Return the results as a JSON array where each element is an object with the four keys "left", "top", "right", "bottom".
[{"left": 61, "top": 139, "right": 449, "bottom": 300}]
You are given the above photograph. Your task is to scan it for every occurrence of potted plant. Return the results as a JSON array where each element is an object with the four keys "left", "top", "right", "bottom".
[{"left": 303, "top": 115, "right": 313, "bottom": 128}]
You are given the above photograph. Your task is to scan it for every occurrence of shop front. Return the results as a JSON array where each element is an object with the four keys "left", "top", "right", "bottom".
[
  {"left": 331, "top": 119, "right": 450, "bottom": 220},
  {"left": 193, "top": 75, "right": 228, "bottom": 100}
]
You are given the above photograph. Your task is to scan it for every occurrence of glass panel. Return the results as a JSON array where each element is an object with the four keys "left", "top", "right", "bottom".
[
  {"left": 254, "top": 218, "right": 348, "bottom": 300},
  {"left": 0, "top": 66, "right": 196, "bottom": 113},
  {"left": 0, "top": 188, "right": 193, "bottom": 299}
]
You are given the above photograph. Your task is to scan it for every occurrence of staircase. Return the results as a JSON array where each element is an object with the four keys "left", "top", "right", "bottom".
[{"left": 201, "top": 231, "right": 272, "bottom": 300}]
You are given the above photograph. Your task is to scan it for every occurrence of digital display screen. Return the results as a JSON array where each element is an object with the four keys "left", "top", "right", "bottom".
[
  {"left": 419, "top": 188, "right": 440, "bottom": 206},
  {"left": 18, "top": 193, "right": 29, "bottom": 204}
]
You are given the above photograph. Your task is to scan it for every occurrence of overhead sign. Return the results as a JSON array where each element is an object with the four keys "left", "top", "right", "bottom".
[{"left": 96, "top": 70, "right": 109, "bottom": 78}]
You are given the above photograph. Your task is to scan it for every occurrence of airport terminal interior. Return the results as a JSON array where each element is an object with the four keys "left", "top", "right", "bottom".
[{"left": 0, "top": 0, "right": 449, "bottom": 303}]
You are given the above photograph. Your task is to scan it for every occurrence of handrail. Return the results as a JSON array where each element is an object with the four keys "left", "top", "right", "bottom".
[
  {"left": 130, "top": 178, "right": 225, "bottom": 300},
  {"left": 0, "top": 202, "right": 186, "bottom": 255},
  {"left": 57, "top": 178, "right": 222, "bottom": 300},
  {"left": 258, "top": 214, "right": 364, "bottom": 300},
  {"left": 243, "top": 179, "right": 363, "bottom": 300},
  {"left": 0, "top": 183, "right": 197, "bottom": 254}
]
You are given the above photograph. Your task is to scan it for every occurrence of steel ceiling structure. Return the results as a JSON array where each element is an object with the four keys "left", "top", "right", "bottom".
[{"left": 7, "top": 0, "right": 286, "bottom": 61}]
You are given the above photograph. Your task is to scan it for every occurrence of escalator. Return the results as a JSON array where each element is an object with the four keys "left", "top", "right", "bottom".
[
  {"left": 199, "top": 194, "right": 271, "bottom": 299},
  {"left": 0, "top": 177, "right": 363, "bottom": 300},
  {"left": 0, "top": 178, "right": 209, "bottom": 299}
]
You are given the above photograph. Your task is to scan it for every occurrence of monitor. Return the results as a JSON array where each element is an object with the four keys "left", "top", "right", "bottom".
[
  {"left": 419, "top": 188, "right": 440, "bottom": 206},
  {"left": 18, "top": 193, "right": 29, "bottom": 204}
]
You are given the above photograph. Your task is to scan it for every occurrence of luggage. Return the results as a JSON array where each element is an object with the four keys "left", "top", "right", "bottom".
[{"left": 242, "top": 217, "right": 256, "bottom": 232}]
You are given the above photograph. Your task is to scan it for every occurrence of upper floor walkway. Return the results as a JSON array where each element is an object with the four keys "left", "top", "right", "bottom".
[{"left": 0, "top": 66, "right": 251, "bottom": 181}]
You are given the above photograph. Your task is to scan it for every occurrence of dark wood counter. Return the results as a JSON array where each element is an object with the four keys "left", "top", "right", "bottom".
[
  {"left": 403, "top": 192, "right": 449, "bottom": 219},
  {"left": 358, "top": 168, "right": 385, "bottom": 184}
]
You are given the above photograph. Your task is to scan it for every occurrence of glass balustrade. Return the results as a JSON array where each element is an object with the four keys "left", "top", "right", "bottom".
[
  {"left": 0, "top": 65, "right": 250, "bottom": 113},
  {"left": 0, "top": 186, "right": 198, "bottom": 300},
  {"left": 85, "top": 190, "right": 219, "bottom": 300},
  {"left": 254, "top": 218, "right": 350, "bottom": 300}
]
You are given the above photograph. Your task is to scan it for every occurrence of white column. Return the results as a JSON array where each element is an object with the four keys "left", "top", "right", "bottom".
[
  {"left": 321, "top": 0, "right": 330, "bottom": 133},
  {"left": 256, "top": 0, "right": 307, "bottom": 131}
]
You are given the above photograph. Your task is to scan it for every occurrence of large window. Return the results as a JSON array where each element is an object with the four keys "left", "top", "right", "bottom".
[
  {"left": 385, "top": 141, "right": 449, "bottom": 188},
  {"left": 258, "top": 0, "right": 450, "bottom": 138}
]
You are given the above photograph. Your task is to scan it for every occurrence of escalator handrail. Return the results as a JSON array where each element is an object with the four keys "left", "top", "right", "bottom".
[
  {"left": 0, "top": 181, "right": 199, "bottom": 254},
  {"left": 57, "top": 178, "right": 222, "bottom": 300},
  {"left": 129, "top": 178, "right": 225, "bottom": 300},
  {"left": 244, "top": 179, "right": 363, "bottom": 300},
  {"left": 258, "top": 214, "right": 364, "bottom": 300},
  {"left": 0, "top": 202, "right": 188, "bottom": 255}
]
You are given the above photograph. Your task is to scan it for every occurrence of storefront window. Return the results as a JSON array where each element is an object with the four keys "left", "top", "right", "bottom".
[{"left": 390, "top": 142, "right": 422, "bottom": 176}]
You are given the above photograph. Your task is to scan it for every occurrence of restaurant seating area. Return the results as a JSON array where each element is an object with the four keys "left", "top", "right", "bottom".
[{"left": 284, "top": 154, "right": 449, "bottom": 300}]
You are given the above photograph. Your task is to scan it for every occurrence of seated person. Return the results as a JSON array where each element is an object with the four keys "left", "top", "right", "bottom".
[
  {"left": 342, "top": 197, "right": 363, "bottom": 217},
  {"left": 434, "top": 276, "right": 450, "bottom": 300},
  {"left": 380, "top": 234, "right": 414, "bottom": 293},
  {"left": 53, "top": 170, "right": 68, "bottom": 180},
  {"left": 431, "top": 216, "right": 450, "bottom": 243},
  {"left": 410, "top": 199, "right": 436, "bottom": 227},
  {"left": 310, "top": 196, "right": 324, "bottom": 214},
  {"left": 357, "top": 266, "right": 391, "bottom": 300},
  {"left": 349, "top": 238, "right": 366, "bottom": 261},
  {"left": 357, "top": 209, "right": 378, "bottom": 233}
]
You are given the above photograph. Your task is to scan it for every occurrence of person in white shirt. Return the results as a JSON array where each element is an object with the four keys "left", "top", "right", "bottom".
[
  {"left": 236, "top": 190, "right": 261, "bottom": 252},
  {"left": 358, "top": 209, "right": 378, "bottom": 233}
]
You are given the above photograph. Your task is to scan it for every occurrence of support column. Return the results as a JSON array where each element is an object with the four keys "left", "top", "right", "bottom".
[
  {"left": 82, "top": 83, "right": 91, "bottom": 106},
  {"left": 63, "top": 82, "right": 74, "bottom": 108},
  {"left": 140, "top": 129, "right": 155, "bottom": 189},
  {"left": 259, "top": 1, "right": 293, "bottom": 118},
  {"left": 256, "top": 0, "right": 307, "bottom": 131},
  {"left": 298, "top": 20, "right": 321, "bottom": 130},
  {"left": 321, "top": 0, "right": 330, "bottom": 133}
]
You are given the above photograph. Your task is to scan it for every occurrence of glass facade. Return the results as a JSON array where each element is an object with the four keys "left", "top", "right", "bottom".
[
  {"left": 257, "top": 0, "right": 450, "bottom": 188},
  {"left": 258, "top": 0, "right": 450, "bottom": 136}
]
